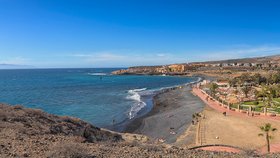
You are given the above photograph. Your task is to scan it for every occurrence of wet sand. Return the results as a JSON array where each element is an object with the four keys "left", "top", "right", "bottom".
[{"left": 125, "top": 85, "right": 205, "bottom": 144}]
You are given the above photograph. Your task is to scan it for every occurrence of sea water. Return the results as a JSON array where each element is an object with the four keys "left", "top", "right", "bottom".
[{"left": 0, "top": 68, "right": 197, "bottom": 130}]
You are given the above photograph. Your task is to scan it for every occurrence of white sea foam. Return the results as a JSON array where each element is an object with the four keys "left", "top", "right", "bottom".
[
  {"left": 87, "top": 73, "right": 107, "bottom": 76},
  {"left": 184, "top": 77, "right": 202, "bottom": 85},
  {"left": 126, "top": 77, "right": 202, "bottom": 119},
  {"left": 128, "top": 88, "right": 147, "bottom": 93},
  {"left": 128, "top": 101, "right": 146, "bottom": 119},
  {"left": 126, "top": 88, "right": 147, "bottom": 119}
]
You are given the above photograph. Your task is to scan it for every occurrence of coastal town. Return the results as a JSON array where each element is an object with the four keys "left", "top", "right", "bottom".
[
  {"left": 113, "top": 55, "right": 280, "bottom": 77},
  {"left": 199, "top": 72, "right": 280, "bottom": 116},
  {"left": 114, "top": 56, "right": 280, "bottom": 75}
]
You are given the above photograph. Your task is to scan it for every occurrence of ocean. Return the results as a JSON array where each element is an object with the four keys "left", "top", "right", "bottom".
[{"left": 0, "top": 68, "right": 198, "bottom": 131}]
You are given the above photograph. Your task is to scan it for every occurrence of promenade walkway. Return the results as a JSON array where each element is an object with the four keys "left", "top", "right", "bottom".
[{"left": 192, "top": 87, "right": 280, "bottom": 122}]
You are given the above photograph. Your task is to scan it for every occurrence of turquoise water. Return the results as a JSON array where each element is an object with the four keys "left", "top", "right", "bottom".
[{"left": 0, "top": 68, "right": 197, "bottom": 130}]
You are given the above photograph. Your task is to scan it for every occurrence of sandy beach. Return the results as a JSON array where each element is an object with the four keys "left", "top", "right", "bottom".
[
  {"left": 196, "top": 106, "right": 280, "bottom": 152},
  {"left": 125, "top": 85, "right": 205, "bottom": 144},
  {"left": 192, "top": 87, "right": 280, "bottom": 152}
]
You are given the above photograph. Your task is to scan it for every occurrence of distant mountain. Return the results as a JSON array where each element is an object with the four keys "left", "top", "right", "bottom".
[{"left": 0, "top": 64, "right": 35, "bottom": 69}]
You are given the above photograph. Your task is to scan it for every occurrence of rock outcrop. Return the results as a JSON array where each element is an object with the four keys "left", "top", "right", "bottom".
[
  {"left": 0, "top": 104, "right": 122, "bottom": 143},
  {"left": 112, "top": 65, "right": 190, "bottom": 75}
]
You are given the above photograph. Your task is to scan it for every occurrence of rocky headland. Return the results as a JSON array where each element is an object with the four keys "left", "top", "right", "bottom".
[{"left": 112, "top": 55, "right": 280, "bottom": 79}]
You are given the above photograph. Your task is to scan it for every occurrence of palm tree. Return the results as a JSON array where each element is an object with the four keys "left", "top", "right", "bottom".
[
  {"left": 258, "top": 85, "right": 274, "bottom": 115},
  {"left": 253, "top": 73, "right": 266, "bottom": 85},
  {"left": 258, "top": 123, "right": 277, "bottom": 153},
  {"left": 220, "top": 91, "right": 227, "bottom": 104},
  {"left": 209, "top": 83, "right": 218, "bottom": 97},
  {"left": 233, "top": 89, "right": 241, "bottom": 111},
  {"left": 229, "top": 78, "right": 238, "bottom": 87},
  {"left": 241, "top": 85, "right": 251, "bottom": 98},
  {"left": 257, "top": 85, "right": 268, "bottom": 97},
  {"left": 275, "top": 85, "right": 280, "bottom": 98},
  {"left": 192, "top": 113, "right": 201, "bottom": 124}
]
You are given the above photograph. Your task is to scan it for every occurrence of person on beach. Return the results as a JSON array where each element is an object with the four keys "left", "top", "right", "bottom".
[
  {"left": 170, "top": 131, "right": 176, "bottom": 135},
  {"left": 223, "top": 111, "right": 226, "bottom": 116},
  {"left": 112, "top": 119, "right": 115, "bottom": 125}
]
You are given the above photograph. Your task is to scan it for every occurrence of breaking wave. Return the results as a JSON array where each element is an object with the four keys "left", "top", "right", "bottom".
[
  {"left": 87, "top": 73, "right": 107, "bottom": 76},
  {"left": 126, "top": 88, "right": 147, "bottom": 119},
  {"left": 125, "top": 77, "right": 202, "bottom": 120}
]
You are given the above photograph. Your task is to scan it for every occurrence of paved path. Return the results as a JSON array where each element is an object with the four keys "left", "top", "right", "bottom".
[
  {"left": 192, "top": 87, "right": 280, "bottom": 154},
  {"left": 192, "top": 87, "right": 280, "bottom": 122}
]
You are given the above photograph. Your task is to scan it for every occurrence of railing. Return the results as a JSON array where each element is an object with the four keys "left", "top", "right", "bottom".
[{"left": 196, "top": 88, "right": 279, "bottom": 117}]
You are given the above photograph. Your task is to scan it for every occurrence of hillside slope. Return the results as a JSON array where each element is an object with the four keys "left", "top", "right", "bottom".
[{"left": 0, "top": 103, "right": 278, "bottom": 157}]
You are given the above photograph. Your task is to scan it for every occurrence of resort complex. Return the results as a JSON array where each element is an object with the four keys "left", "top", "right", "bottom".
[
  {"left": 190, "top": 72, "right": 280, "bottom": 153},
  {"left": 199, "top": 72, "right": 280, "bottom": 116}
]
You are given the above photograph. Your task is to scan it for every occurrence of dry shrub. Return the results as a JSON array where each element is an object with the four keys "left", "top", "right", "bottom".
[
  {"left": 13, "top": 105, "right": 23, "bottom": 110},
  {"left": 119, "top": 140, "right": 140, "bottom": 147},
  {"left": 46, "top": 142, "right": 94, "bottom": 158},
  {"left": 24, "top": 108, "right": 44, "bottom": 116},
  {"left": 60, "top": 116, "right": 82, "bottom": 125},
  {"left": 240, "top": 149, "right": 260, "bottom": 157},
  {"left": 0, "top": 110, "right": 8, "bottom": 121},
  {"left": 140, "top": 144, "right": 163, "bottom": 152}
]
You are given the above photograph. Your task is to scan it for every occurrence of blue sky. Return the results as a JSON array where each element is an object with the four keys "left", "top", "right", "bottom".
[{"left": 1, "top": 0, "right": 280, "bottom": 68}]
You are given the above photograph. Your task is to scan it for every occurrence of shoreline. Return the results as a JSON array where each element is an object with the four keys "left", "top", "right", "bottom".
[
  {"left": 124, "top": 77, "right": 206, "bottom": 144},
  {"left": 109, "top": 76, "right": 202, "bottom": 132}
]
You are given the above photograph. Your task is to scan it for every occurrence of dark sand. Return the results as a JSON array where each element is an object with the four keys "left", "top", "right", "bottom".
[{"left": 125, "top": 85, "right": 205, "bottom": 144}]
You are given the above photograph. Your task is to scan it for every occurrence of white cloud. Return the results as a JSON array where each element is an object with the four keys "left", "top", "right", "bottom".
[
  {"left": 187, "top": 45, "right": 280, "bottom": 62},
  {"left": 68, "top": 52, "right": 186, "bottom": 67},
  {"left": 66, "top": 45, "right": 280, "bottom": 67},
  {"left": 47, "top": 45, "right": 280, "bottom": 67},
  {"left": 156, "top": 53, "right": 167, "bottom": 57},
  {"left": 0, "top": 57, "right": 30, "bottom": 65},
  {"left": 70, "top": 53, "right": 126, "bottom": 61}
]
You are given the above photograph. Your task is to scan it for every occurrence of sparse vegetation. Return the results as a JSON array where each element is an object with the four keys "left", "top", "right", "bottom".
[
  {"left": 3, "top": 103, "right": 273, "bottom": 158},
  {"left": 241, "top": 85, "right": 251, "bottom": 98},
  {"left": 47, "top": 143, "right": 93, "bottom": 158}
]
